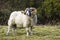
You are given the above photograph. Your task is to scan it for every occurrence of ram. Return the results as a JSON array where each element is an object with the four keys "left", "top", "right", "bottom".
[{"left": 6, "top": 7, "right": 37, "bottom": 36}]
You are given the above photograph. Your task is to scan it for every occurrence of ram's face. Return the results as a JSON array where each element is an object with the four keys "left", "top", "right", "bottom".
[
  {"left": 25, "top": 8, "right": 31, "bottom": 16},
  {"left": 25, "top": 8, "right": 37, "bottom": 18}
]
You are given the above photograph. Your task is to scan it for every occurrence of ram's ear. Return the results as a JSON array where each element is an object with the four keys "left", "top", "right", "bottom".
[
  {"left": 21, "top": 11, "right": 25, "bottom": 14},
  {"left": 25, "top": 8, "right": 29, "bottom": 12},
  {"left": 23, "top": 11, "right": 26, "bottom": 15}
]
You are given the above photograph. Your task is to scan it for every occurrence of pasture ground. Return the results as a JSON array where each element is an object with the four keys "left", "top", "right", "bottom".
[{"left": 0, "top": 25, "right": 60, "bottom": 40}]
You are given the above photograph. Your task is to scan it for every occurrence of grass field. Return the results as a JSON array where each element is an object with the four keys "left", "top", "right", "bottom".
[{"left": 0, "top": 25, "right": 60, "bottom": 40}]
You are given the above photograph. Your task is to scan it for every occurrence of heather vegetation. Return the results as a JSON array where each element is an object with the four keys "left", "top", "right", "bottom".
[{"left": 0, "top": 0, "right": 60, "bottom": 25}]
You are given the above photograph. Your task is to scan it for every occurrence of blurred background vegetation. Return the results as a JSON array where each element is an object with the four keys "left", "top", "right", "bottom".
[{"left": 0, "top": 0, "right": 60, "bottom": 25}]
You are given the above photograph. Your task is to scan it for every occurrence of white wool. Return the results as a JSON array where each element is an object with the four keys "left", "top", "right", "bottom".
[
  {"left": 8, "top": 11, "right": 22, "bottom": 26},
  {"left": 15, "top": 13, "right": 32, "bottom": 27}
]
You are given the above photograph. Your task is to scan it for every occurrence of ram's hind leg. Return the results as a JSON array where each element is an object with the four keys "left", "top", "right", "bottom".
[
  {"left": 6, "top": 25, "right": 11, "bottom": 35},
  {"left": 12, "top": 24, "right": 16, "bottom": 35}
]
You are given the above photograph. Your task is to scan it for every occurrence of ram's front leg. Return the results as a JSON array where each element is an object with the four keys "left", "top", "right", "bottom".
[{"left": 29, "top": 26, "right": 33, "bottom": 35}]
